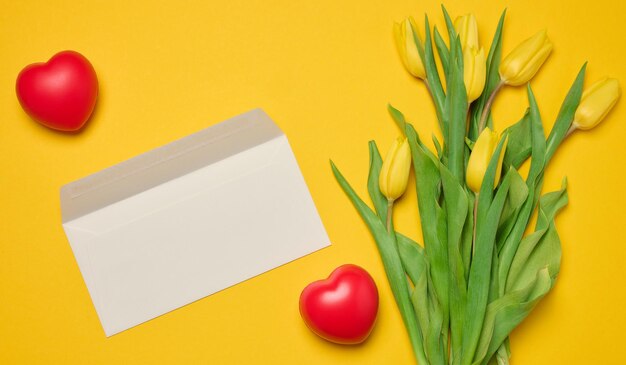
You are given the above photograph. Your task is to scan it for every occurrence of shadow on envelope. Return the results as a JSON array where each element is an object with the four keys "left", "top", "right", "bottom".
[{"left": 60, "top": 109, "right": 330, "bottom": 336}]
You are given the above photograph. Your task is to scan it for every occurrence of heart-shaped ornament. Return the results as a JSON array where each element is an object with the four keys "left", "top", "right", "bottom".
[
  {"left": 16, "top": 50, "right": 99, "bottom": 132},
  {"left": 299, "top": 264, "right": 378, "bottom": 344}
]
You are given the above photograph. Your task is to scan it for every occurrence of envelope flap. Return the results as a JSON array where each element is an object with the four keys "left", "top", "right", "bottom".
[{"left": 61, "top": 109, "right": 283, "bottom": 223}]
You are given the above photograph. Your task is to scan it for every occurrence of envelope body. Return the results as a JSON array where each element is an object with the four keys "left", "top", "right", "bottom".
[{"left": 61, "top": 109, "right": 330, "bottom": 336}]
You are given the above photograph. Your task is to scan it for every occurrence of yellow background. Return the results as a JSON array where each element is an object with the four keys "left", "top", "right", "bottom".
[{"left": 1, "top": 0, "right": 624, "bottom": 363}]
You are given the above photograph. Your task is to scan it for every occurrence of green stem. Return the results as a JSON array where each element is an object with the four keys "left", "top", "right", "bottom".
[
  {"left": 565, "top": 124, "right": 577, "bottom": 138},
  {"left": 425, "top": 79, "right": 446, "bottom": 137},
  {"left": 478, "top": 81, "right": 504, "bottom": 133},
  {"left": 472, "top": 193, "right": 479, "bottom": 257},
  {"left": 386, "top": 199, "right": 394, "bottom": 232},
  {"left": 385, "top": 198, "right": 427, "bottom": 364},
  {"left": 545, "top": 123, "right": 577, "bottom": 163}
]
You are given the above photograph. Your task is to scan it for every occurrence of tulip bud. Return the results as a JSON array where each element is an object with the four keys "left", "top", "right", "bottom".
[
  {"left": 455, "top": 14, "right": 479, "bottom": 51},
  {"left": 466, "top": 128, "right": 507, "bottom": 193},
  {"left": 379, "top": 137, "right": 412, "bottom": 201},
  {"left": 393, "top": 17, "right": 426, "bottom": 79},
  {"left": 463, "top": 47, "right": 486, "bottom": 102},
  {"left": 499, "top": 30, "right": 553, "bottom": 86},
  {"left": 573, "top": 77, "right": 621, "bottom": 130}
]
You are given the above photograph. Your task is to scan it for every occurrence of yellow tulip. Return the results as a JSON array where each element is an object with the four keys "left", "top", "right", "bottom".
[
  {"left": 573, "top": 77, "right": 621, "bottom": 130},
  {"left": 379, "top": 137, "right": 412, "bottom": 201},
  {"left": 464, "top": 47, "right": 486, "bottom": 102},
  {"left": 499, "top": 30, "right": 553, "bottom": 86},
  {"left": 455, "top": 14, "right": 479, "bottom": 51},
  {"left": 393, "top": 17, "right": 426, "bottom": 79},
  {"left": 466, "top": 128, "right": 508, "bottom": 193}
]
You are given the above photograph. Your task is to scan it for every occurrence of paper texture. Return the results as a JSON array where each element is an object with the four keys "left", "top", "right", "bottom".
[{"left": 61, "top": 109, "right": 330, "bottom": 336}]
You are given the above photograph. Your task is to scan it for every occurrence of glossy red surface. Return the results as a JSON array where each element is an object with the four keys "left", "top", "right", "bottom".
[
  {"left": 299, "top": 264, "right": 379, "bottom": 344},
  {"left": 16, "top": 50, "right": 99, "bottom": 132}
]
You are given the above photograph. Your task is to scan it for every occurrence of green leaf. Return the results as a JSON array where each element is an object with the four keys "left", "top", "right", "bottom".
[
  {"left": 495, "top": 344, "right": 511, "bottom": 365},
  {"left": 545, "top": 64, "right": 586, "bottom": 162},
  {"left": 397, "top": 219, "right": 447, "bottom": 365},
  {"left": 397, "top": 232, "right": 426, "bottom": 285},
  {"left": 536, "top": 178, "right": 569, "bottom": 231},
  {"left": 367, "top": 141, "right": 388, "bottom": 223},
  {"left": 388, "top": 103, "right": 407, "bottom": 133},
  {"left": 476, "top": 181, "right": 567, "bottom": 364},
  {"left": 498, "top": 84, "right": 547, "bottom": 293},
  {"left": 511, "top": 223, "right": 561, "bottom": 291},
  {"left": 504, "top": 230, "right": 547, "bottom": 290},
  {"left": 487, "top": 247, "right": 501, "bottom": 306},
  {"left": 434, "top": 26, "right": 450, "bottom": 77},
  {"left": 440, "top": 163, "right": 469, "bottom": 361},
  {"left": 525, "top": 85, "right": 547, "bottom": 183},
  {"left": 478, "top": 250, "right": 503, "bottom": 363},
  {"left": 445, "top": 33, "right": 469, "bottom": 184},
  {"left": 502, "top": 110, "right": 531, "bottom": 170},
  {"left": 405, "top": 122, "right": 450, "bottom": 362},
  {"left": 330, "top": 161, "right": 428, "bottom": 364},
  {"left": 498, "top": 168, "right": 528, "bottom": 228},
  {"left": 469, "top": 10, "right": 506, "bottom": 140},
  {"left": 397, "top": 233, "right": 433, "bottom": 348},
  {"left": 423, "top": 15, "right": 447, "bottom": 137},
  {"left": 407, "top": 16, "right": 446, "bottom": 140},
  {"left": 461, "top": 191, "right": 475, "bottom": 282},
  {"left": 426, "top": 206, "right": 449, "bottom": 364},
  {"left": 507, "top": 180, "right": 568, "bottom": 292},
  {"left": 405, "top": 124, "right": 444, "bottom": 248},
  {"left": 390, "top": 106, "right": 442, "bottom": 164},
  {"left": 441, "top": 4, "right": 457, "bottom": 45},
  {"left": 460, "top": 145, "right": 512, "bottom": 365},
  {"left": 473, "top": 268, "right": 553, "bottom": 365},
  {"left": 496, "top": 168, "right": 528, "bottom": 252},
  {"left": 433, "top": 134, "right": 444, "bottom": 159}
]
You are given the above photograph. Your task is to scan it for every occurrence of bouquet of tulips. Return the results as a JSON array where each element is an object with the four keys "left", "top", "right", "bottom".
[{"left": 331, "top": 6, "right": 620, "bottom": 365}]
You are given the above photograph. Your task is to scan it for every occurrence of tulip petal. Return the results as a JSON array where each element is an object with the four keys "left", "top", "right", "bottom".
[
  {"left": 466, "top": 127, "right": 499, "bottom": 193},
  {"left": 574, "top": 77, "right": 621, "bottom": 130},
  {"left": 464, "top": 47, "right": 487, "bottom": 102},
  {"left": 455, "top": 14, "right": 479, "bottom": 51},
  {"left": 379, "top": 137, "right": 411, "bottom": 201},
  {"left": 499, "top": 30, "right": 552, "bottom": 86}
]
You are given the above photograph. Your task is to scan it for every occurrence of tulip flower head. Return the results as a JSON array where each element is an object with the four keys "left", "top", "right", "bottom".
[
  {"left": 393, "top": 17, "right": 426, "bottom": 80},
  {"left": 463, "top": 47, "right": 486, "bottom": 102},
  {"left": 573, "top": 77, "right": 621, "bottom": 130},
  {"left": 466, "top": 128, "right": 508, "bottom": 193},
  {"left": 499, "top": 30, "right": 553, "bottom": 86},
  {"left": 379, "top": 137, "right": 412, "bottom": 201},
  {"left": 455, "top": 14, "right": 479, "bottom": 51}
]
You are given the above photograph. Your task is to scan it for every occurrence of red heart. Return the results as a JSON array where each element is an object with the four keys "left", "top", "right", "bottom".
[
  {"left": 299, "top": 264, "right": 378, "bottom": 344},
  {"left": 16, "top": 50, "right": 99, "bottom": 132}
]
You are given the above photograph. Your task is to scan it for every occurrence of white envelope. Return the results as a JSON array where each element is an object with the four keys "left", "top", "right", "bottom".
[{"left": 60, "top": 109, "right": 330, "bottom": 336}]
